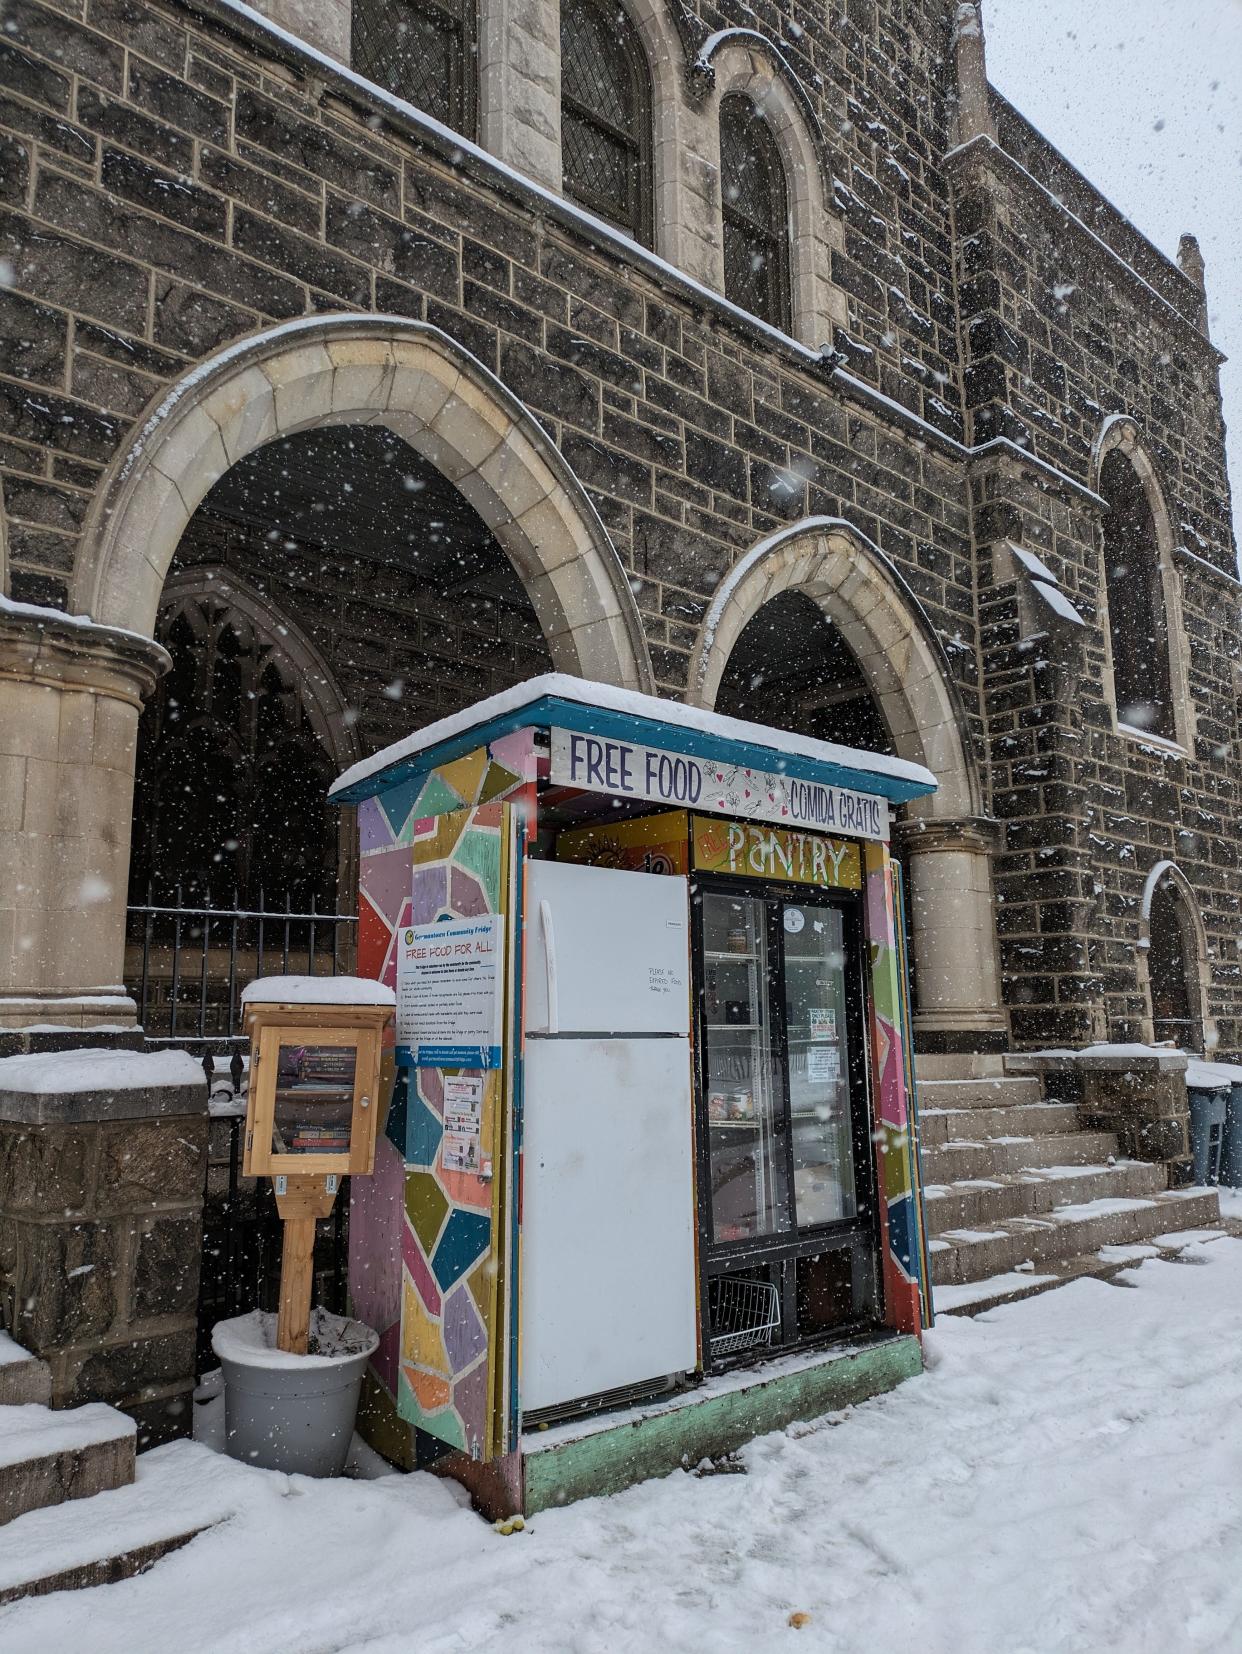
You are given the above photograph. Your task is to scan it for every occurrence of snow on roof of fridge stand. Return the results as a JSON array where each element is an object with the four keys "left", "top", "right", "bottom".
[
  {"left": 328, "top": 673, "right": 939, "bottom": 805},
  {"left": 240, "top": 976, "right": 396, "bottom": 1007}
]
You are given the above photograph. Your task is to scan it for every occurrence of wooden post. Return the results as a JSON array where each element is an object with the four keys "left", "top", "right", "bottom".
[{"left": 273, "top": 1175, "right": 339, "bottom": 1355}]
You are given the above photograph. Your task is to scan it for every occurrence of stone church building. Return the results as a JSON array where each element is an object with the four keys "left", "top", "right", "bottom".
[{"left": 1, "top": 0, "right": 1239, "bottom": 1391}]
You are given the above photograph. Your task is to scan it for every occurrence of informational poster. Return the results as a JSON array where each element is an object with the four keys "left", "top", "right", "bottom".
[
  {"left": 442, "top": 1074, "right": 485, "bottom": 1173},
  {"left": 810, "top": 1007, "right": 837, "bottom": 1042},
  {"left": 550, "top": 727, "right": 889, "bottom": 842},
  {"left": 396, "top": 914, "right": 505, "bottom": 1068},
  {"left": 808, "top": 1044, "right": 842, "bottom": 1083}
]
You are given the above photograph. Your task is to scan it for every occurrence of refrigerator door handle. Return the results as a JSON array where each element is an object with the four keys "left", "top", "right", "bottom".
[{"left": 539, "top": 897, "right": 559, "bottom": 1034}]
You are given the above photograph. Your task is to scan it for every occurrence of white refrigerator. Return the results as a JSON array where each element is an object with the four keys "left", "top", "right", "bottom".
[{"left": 520, "top": 859, "right": 698, "bottom": 1415}]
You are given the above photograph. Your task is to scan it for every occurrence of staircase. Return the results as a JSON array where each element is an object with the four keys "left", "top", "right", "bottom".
[
  {"left": 918, "top": 1068, "right": 1222, "bottom": 1315},
  {"left": 0, "top": 1333, "right": 203, "bottom": 1604}
]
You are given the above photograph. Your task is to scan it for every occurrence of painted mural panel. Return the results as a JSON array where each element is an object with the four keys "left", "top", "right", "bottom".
[
  {"left": 863, "top": 840, "right": 923, "bottom": 1336},
  {"left": 349, "top": 733, "right": 536, "bottom": 1464}
]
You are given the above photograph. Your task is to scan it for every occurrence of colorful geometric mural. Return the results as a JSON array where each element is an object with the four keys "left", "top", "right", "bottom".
[
  {"left": 863, "top": 840, "right": 924, "bottom": 1337},
  {"left": 349, "top": 734, "right": 537, "bottom": 1464}
]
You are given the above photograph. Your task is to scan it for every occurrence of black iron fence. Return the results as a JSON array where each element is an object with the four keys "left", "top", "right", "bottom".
[
  {"left": 124, "top": 890, "right": 358, "bottom": 1372},
  {"left": 126, "top": 887, "right": 358, "bottom": 1052}
]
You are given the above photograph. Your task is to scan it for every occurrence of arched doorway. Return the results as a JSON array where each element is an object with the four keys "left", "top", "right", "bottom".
[
  {"left": 56, "top": 315, "right": 652, "bottom": 1037},
  {"left": 1140, "top": 861, "right": 1212, "bottom": 1051},
  {"left": 690, "top": 519, "right": 1006, "bottom": 1058},
  {"left": 126, "top": 414, "right": 566, "bottom": 1040},
  {"left": 715, "top": 587, "right": 894, "bottom": 757}
]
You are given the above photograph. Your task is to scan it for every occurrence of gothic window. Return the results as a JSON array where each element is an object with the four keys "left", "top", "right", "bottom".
[
  {"left": 352, "top": 0, "right": 478, "bottom": 139},
  {"left": 560, "top": 0, "right": 653, "bottom": 246},
  {"left": 720, "top": 94, "right": 791, "bottom": 331},
  {"left": 129, "top": 597, "right": 338, "bottom": 913},
  {"left": 1100, "top": 449, "right": 1176, "bottom": 741},
  {"left": 1148, "top": 877, "right": 1201, "bottom": 1049}
]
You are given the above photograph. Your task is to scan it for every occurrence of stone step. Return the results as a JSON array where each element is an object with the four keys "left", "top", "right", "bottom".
[
  {"left": 933, "top": 1224, "right": 1235, "bottom": 1317},
  {"left": 917, "top": 1075, "right": 1044, "bottom": 1111},
  {"left": 921, "top": 1129, "right": 1120, "bottom": 1185},
  {"left": 0, "top": 1331, "right": 51, "bottom": 1407},
  {"left": 930, "top": 1187, "right": 1222, "bottom": 1287},
  {"left": 922, "top": 1159, "right": 1167, "bottom": 1236},
  {"left": 918, "top": 1101, "right": 1080, "bottom": 1147},
  {"left": 0, "top": 1403, "right": 135, "bottom": 1527},
  {"left": 0, "top": 1444, "right": 215, "bottom": 1606}
]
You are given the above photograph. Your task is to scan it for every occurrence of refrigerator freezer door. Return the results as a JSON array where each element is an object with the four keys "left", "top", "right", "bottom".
[
  {"left": 525, "top": 861, "right": 690, "bottom": 1036},
  {"left": 521, "top": 1037, "right": 698, "bottom": 1413}
]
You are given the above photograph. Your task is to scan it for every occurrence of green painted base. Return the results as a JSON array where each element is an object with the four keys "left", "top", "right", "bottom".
[{"left": 522, "top": 1332, "right": 922, "bottom": 1515}]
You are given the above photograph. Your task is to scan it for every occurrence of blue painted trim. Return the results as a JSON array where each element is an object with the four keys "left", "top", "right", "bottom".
[{"left": 330, "top": 695, "right": 933, "bottom": 807}]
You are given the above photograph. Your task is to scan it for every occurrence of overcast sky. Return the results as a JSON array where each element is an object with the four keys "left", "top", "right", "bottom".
[{"left": 985, "top": 0, "right": 1242, "bottom": 558}]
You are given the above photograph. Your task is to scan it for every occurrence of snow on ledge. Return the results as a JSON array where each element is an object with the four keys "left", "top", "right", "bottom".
[
  {"left": 0, "top": 592, "right": 165, "bottom": 651},
  {"left": 0, "top": 1047, "right": 205, "bottom": 1095},
  {"left": 240, "top": 975, "right": 395, "bottom": 1007},
  {"left": 329, "top": 672, "right": 936, "bottom": 799},
  {"left": 0, "top": 1401, "right": 134, "bottom": 1469}
]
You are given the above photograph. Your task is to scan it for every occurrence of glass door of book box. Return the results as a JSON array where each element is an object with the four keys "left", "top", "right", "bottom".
[{"left": 695, "top": 883, "right": 879, "bottom": 1362}]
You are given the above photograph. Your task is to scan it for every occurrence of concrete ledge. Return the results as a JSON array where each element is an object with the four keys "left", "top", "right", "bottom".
[
  {"left": 1009, "top": 1046, "right": 1189, "bottom": 1076},
  {"left": 0, "top": 1048, "right": 207, "bottom": 1124},
  {"left": 522, "top": 1333, "right": 922, "bottom": 1514}
]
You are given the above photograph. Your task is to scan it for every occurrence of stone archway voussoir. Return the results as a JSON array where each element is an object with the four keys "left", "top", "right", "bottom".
[
  {"left": 202, "top": 364, "right": 279, "bottom": 468},
  {"left": 261, "top": 342, "right": 336, "bottom": 435}
]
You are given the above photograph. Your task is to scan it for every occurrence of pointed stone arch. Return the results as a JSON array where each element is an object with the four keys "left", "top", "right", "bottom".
[
  {"left": 72, "top": 314, "right": 654, "bottom": 693},
  {"left": 689, "top": 517, "right": 1006, "bottom": 1054},
  {"left": 1138, "top": 859, "right": 1216, "bottom": 1052},
  {"left": 157, "top": 565, "right": 362, "bottom": 777},
  {"left": 1091, "top": 415, "right": 1194, "bottom": 751},
  {"left": 700, "top": 35, "right": 846, "bottom": 345},
  {"left": 688, "top": 517, "right": 980, "bottom": 820}
]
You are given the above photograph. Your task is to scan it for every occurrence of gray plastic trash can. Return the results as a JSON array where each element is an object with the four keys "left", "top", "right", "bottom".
[
  {"left": 1188, "top": 1086, "right": 1227, "bottom": 1186},
  {"left": 1221, "top": 1081, "right": 1242, "bottom": 1189}
]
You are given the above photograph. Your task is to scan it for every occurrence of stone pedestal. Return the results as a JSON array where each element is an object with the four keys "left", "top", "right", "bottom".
[
  {"left": 0, "top": 605, "right": 168, "bottom": 1037},
  {"left": 895, "top": 816, "right": 1009, "bottom": 1057},
  {"left": 1011, "top": 1047, "right": 1192, "bottom": 1187},
  {"left": 0, "top": 1049, "right": 208, "bottom": 1445}
]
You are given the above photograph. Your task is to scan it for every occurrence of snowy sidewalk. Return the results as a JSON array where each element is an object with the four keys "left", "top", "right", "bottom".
[{"left": 4, "top": 1237, "right": 1242, "bottom": 1653}]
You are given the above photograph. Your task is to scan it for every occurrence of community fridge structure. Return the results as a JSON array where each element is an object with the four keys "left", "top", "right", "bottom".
[{"left": 331, "top": 674, "right": 936, "bottom": 1513}]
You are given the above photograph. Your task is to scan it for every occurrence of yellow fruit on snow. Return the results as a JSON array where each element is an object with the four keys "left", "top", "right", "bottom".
[{"left": 788, "top": 1611, "right": 812, "bottom": 1629}]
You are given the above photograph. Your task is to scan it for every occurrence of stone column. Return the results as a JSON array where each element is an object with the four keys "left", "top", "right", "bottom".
[
  {"left": 950, "top": 0, "right": 997, "bottom": 148},
  {"left": 0, "top": 605, "right": 169, "bottom": 1037},
  {"left": 0, "top": 1051, "right": 208, "bottom": 1443},
  {"left": 479, "top": 0, "right": 563, "bottom": 194},
  {"left": 894, "top": 816, "right": 1009, "bottom": 1056}
]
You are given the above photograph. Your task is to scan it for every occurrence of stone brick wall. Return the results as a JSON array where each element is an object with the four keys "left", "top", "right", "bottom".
[
  {"left": 0, "top": 1074, "right": 208, "bottom": 1444},
  {"left": 950, "top": 103, "right": 1242, "bottom": 1050},
  {"left": 0, "top": 0, "right": 973, "bottom": 663},
  {"left": 1, "top": 0, "right": 1239, "bottom": 1054}
]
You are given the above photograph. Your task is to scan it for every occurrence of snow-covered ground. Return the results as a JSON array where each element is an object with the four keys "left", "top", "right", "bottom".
[{"left": 5, "top": 1237, "right": 1242, "bottom": 1652}]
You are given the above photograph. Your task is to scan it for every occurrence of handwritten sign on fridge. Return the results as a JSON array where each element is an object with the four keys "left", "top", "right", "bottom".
[
  {"left": 396, "top": 915, "right": 504, "bottom": 1069},
  {"left": 549, "top": 728, "right": 889, "bottom": 842}
]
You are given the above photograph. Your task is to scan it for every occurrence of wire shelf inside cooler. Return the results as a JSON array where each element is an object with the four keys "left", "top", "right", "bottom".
[{"left": 708, "top": 1275, "right": 781, "bottom": 1358}]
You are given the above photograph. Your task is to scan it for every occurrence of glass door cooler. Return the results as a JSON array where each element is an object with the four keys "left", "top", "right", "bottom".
[{"left": 696, "top": 883, "right": 878, "bottom": 1362}]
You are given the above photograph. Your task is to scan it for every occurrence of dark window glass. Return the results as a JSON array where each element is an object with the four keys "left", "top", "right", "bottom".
[
  {"left": 560, "top": 0, "right": 653, "bottom": 246},
  {"left": 352, "top": 0, "right": 477, "bottom": 140},
  {"left": 1100, "top": 450, "right": 1175, "bottom": 740},
  {"left": 720, "top": 94, "right": 791, "bottom": 331},
  {"left": 1149, "top": 879, "right": 1199, "bottom": 1048}
]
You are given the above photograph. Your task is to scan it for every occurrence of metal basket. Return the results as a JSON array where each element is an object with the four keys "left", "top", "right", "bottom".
[{"left": 709, "top": 1276, "right": 780, "bottom": 1358}]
